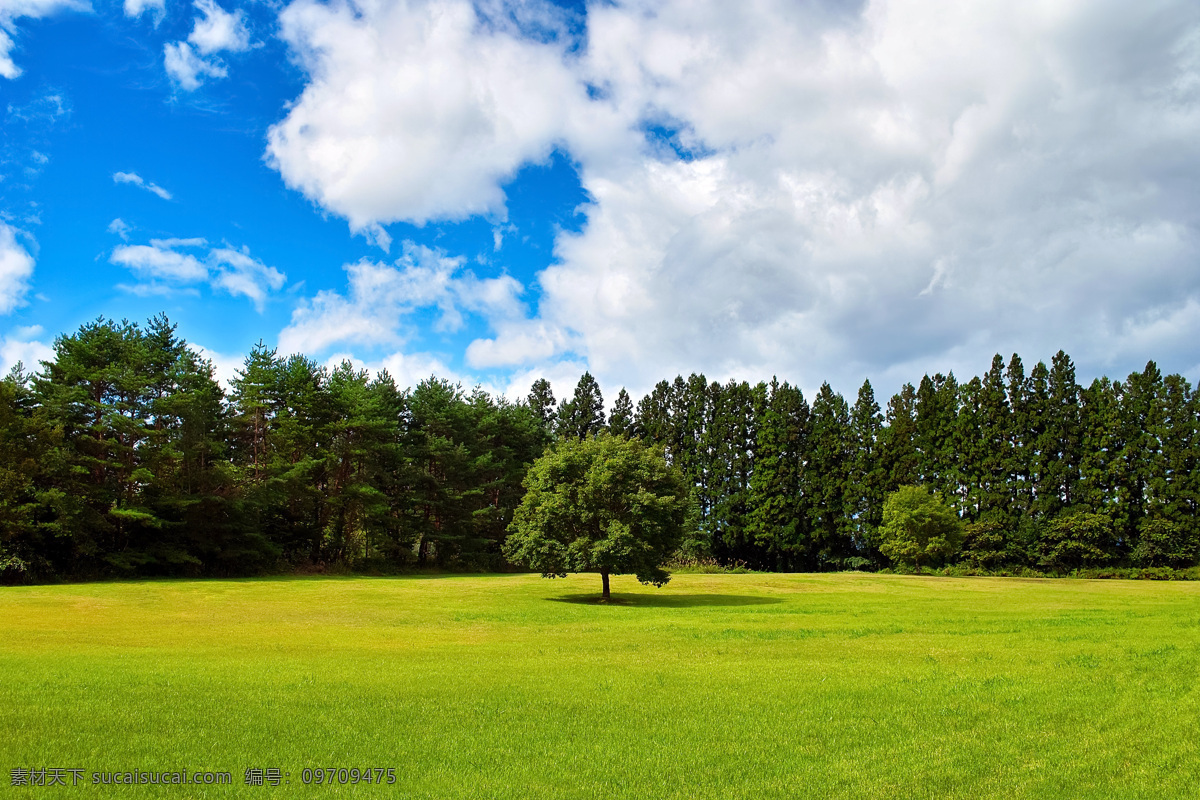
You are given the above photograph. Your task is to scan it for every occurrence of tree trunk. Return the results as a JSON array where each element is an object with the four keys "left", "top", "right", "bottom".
[{"left": 601, "top": 570, "right": 610, "bottom": 600}]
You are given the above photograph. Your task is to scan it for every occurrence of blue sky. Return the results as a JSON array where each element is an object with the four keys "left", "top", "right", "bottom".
[{"left": 2, "top": 0, "right": 1200, "bottom": 402}]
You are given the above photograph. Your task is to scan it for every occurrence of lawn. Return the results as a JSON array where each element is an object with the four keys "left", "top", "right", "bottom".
[{"left": 1, "top": 572, "right": 1197, "bottom": 798}]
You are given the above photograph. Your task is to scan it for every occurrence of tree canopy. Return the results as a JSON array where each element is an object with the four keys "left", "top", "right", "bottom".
[
  {"left": 502, "top": 432, "right": 690, "bottom": 599},
  {"left": 878, "top": 485, "right": 963, "bottom": 569},
  {"left": 3, "top": 314, "right": 1200, "bottom": 584}
]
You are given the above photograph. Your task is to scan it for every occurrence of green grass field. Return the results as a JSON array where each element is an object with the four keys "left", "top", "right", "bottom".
[{"left": 1, "top": 573, "right": 1198, "bottom": 798}]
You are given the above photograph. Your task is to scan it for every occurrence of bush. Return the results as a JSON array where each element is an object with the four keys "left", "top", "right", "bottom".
[
  {"left": 878, "top": 486, "right": 963, "bottom": 570},
  {"left": 1037, "top": 512, "right": 1117, "bottom": 571},
  {"left": 960, "top": 520, "right": 1008, "bottom": 569},
  {"left": 1132, "top": 519, "right": 1200, "bottom": 569}
]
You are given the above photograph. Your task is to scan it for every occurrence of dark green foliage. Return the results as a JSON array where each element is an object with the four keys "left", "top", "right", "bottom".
[
  {"left": 960, "top": 520, "right": 1009, "bottom": 570},
  {"left": 503, "top": 432, "right": 690, "bottom": 597},
  {"left": 556, "top": 372, "right": 605, "bottom": 440},
  {"left": 878, "top": 485, "right": 963, "bottom": 569},
  {"left": 9, "top": 314, "right": 1200, "bottom": 581},
  {"left": 0, "top": 368, "right": 44, "bottom": 582},
  {"left": 1131, "top": 518, "right": 1200, "bottom": 568},
  {"left": 746, "top": 379, "right": 808, "bottom": 569},
  {"left": 527, "top": 378, "right": 556, "bottom": 435},
  {"left": 1037, "top": 512, "right": 1117, "bottom": 571},
  {"left": 608, "top": 388, "right": 634, "bottom": 437},
  {"left": 848, "top": 380, "right": 886, "bottom": 559},
  {"left": 806, "top": 383, "right": 856, "bottom": 568},
  {"left": 880, "top": 383, "right": 919, "bottom": 490}
]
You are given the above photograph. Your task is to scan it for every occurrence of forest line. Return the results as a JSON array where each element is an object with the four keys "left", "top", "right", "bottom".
[{"left": 1, "top": 314, "right": 1197, "bottom": 583}]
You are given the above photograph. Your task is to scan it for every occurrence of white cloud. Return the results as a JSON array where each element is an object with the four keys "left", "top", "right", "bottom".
[
  {"left": 111, "top": 240, "right": 208, "bottom": 282},
  {"left": 110, "top": 237, "right": 286, "bottom": 309},
  {"left": 0, "top": 0, "right": 88, "bottom": 79},
  {"left": 164, "top": 0, "right": 250, "bottom": 91},
  {"left": 0, "top": 324, "right": 52, "bottom": 375},
  {"left": 268, "top": 0, "right": 1200, "bottom": 395},
  {"left": 265, "top": 0, "right": 589, "bottom": 238},
  {"left": 279, "top": 241, "right": 525, "bottom": 355},
  {"left": 123, "top": 0, "right": 164, "bottom": 24},
  {"left": 164, "top": 41, "right": 227, "bottom": 90},
  {"left": 0, "top": 221, "right": 35, "bottom": 314},
  {"left": 188, "top": 0, "right": 249, "bottom": 54},
  {"left": 209, "top": 246, "right": 286, "bottom": 310},
  {"left": 107, "top": 218, "right": 131, "bottom": 240},
  {"left": 112, "top": 170, "right": 172, "bottom": 200}
]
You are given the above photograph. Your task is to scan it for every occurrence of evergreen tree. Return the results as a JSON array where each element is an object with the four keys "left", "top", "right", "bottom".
[
  {"left": 848, "top": 379, "right": 886, "bottom": 559},
  {"left": 914, "top": 372, "right": 960, "bottom": 500},
  {"left": 1041, "top": 351, "right": 1083, "bottom": 517},
  {"left": 746, "top": 379, "right": 809, "bottom": 569},
  {"left": 0, "top": 367, "right": 45, "bottom": 582},
  {"left": 527, "top": 378, "right": 557, "bottom": 436},
  {"left": 230, "top": 341, "right": 280, "bottom": 483},
  {"left": 708, "top": 380, "right": 762, "bottom": 564},
  {"left": 609, "top": 388, "right": 634, "bottom": 437},
  {"left": 556, "top": 372, "right": 605, "bottom": 440},
  {"left": 880, "top": 383, "right": 919, "bottom": 491},
  {"left": 805, "top": 383, "right": 856, "bottom": 568}
]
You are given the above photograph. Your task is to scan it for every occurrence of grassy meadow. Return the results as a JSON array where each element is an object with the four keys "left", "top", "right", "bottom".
[{"left": 1, "top": 572, "right": 1198, "bottom": 798}]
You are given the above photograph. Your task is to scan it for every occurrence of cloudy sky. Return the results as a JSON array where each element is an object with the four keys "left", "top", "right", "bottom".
[{"left": 1, "top": 0, "right": 1199, "bottom": 401}]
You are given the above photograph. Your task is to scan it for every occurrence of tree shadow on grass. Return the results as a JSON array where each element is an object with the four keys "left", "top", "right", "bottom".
[{"left": 549, "top": 593, "right": 783, "bottom": 608}]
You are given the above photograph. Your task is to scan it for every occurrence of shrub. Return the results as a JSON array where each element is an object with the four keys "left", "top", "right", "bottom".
[{"left": 878, "top": 486, "right": 963, "bottom": 570}]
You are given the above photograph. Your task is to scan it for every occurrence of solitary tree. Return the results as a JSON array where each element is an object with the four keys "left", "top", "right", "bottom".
[
  {"left": 878, "top": 485, "right": 963, "bottom": 569},
  {"left": 503, "top": 432, "right": 690, "bottom": 600}
]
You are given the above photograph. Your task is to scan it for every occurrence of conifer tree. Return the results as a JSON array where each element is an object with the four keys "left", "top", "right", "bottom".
[
  {"left": 527, "top": 378, "right": 557, "bottom": 436},
  {"left": 1042, "top": 351, "right": 1083, "bottom": 516},
  {"left": 806, "top": 383, "right": 856, "bottom": 568},
  {"left": 708, "top": 380, "right": 762, "bottom": 564},
  {"left": 556, "top": 372, "right": 605, "bottom": 440},
  {"left": 849, "top": 379, "right": 886, "bottom": 557},
  {"left": 914, "top": 373, "right": 960, "bottom": 500},
  {"left": 746, "top": 379, "right": 809, "bottom": 569},
  {"left": 1004, "top": 354, "right": 1035, "bottom": 522},
  {"left": 609, "top": 388, "right": 634, "bottom": 437},
  {"left": 880, "top": 383, "right": 919, "bottom": 491},
  {"left": 977, "top": 355, "right": 1014, "bottom": 526}
]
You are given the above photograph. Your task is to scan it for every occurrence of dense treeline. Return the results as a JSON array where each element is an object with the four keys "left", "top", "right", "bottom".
[
  {"left": 626, "top": 354, "right": 1200, "bottom": 572},
  {"left": 1, "top": 316, "right": 1198, "bottom": 582},
  {"left": 0, "top": 317, "right": 549, "bottom": 581}
]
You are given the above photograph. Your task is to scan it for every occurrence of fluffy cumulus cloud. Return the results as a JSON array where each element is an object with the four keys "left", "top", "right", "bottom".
[
  {"left": 111, "top": 237, "right": 285, "bottom": 309},
  {"left": 265, "top": 0, "right": 591, "bottom": 232},
  {"left": 0, "top": 221, "right": 35, "bottom": 314},
  {"left": 164, "top": 0, "right": 251, "bottom": 90},
  {"left": 279, "top": 241, "right": 524, "bottom": 355},
  {"left": 269, "top": 0, "right": 1200, "bottom": 395},
  {"left": 0, "top": 0, "right": 88, "bottom": 79}
]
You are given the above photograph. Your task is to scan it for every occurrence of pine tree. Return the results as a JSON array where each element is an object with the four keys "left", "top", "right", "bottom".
[
  {"left": 1004, "top": 354, "right": 1032, "bottom": 521},
  {"left": 880, "top": 383, "right": 919, "bottom": 491},
  {"left": 527, "top": 378, "right": 557, "bottom": 436},
  {"left": 556, "top": 372, "right": 605, "bottom": 440},
  {"left": 849, "top": 379, "right": 886, "bottom": 559},
  {"left": 806, "top": 383, "right": 856, "bottom": 569},
  {"left": 914, "top": 372, "right": 960, "bottom": 500},
  {"left": 1042, "top": 351, "right": 1082, "bottom": 516},
  {"left": 230, "top": 342, "right": 280, "bottom": 483},
  {"left": 746, "top": 379, "right": 809, "bottom": 569},
  {"left": 708, "top": 380, "right": 762, "bottom": 564},
  {"left": 609, "top": 388, "right": 634, "bottom": 437},
  {"left": 977, "top": 355, "right": 1013, "bottom": 526}
]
